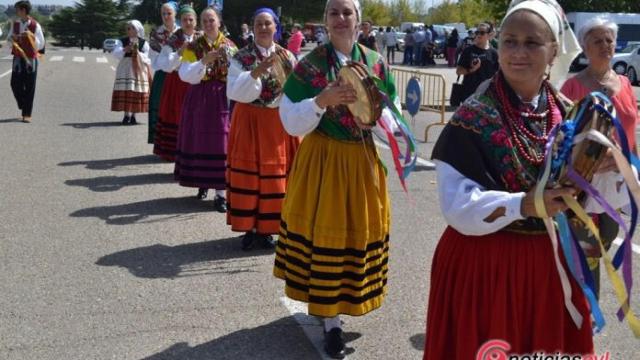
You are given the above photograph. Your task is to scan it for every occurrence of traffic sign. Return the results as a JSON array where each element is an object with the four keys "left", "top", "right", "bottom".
[{"left": 406, "top": 77, "right": 421, "bottom": 116}]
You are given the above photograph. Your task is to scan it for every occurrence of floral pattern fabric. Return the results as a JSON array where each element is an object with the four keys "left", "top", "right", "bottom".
[
  {"left": 149, "top": 25, "right": 175, "bottom": 53},
  {"left": 233, "top": 43, "right": 296, "bottom": 107},
  {"left": 183, "top": 33, "right": 237, "bottom": 83},
  {"left": 284, "top": 43, "right": 396, "bottom": 141}
]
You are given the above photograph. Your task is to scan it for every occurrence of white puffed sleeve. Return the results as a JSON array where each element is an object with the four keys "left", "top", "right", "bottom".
[
  {"left": 585, "top": 167, "right": 639, "bottom": 214},
  {"left": 157, "top": 45, "right": 182, "bottom": 72},
  {"left": 178, "top": 60, "right": 206, "bottom": 85},
  {"left": 34, "top": 22, "right": 45, "bottom": 51},
  {"left": 279, "top": 94, "right": 325, "bottom": 136},
  {"left": 227, "top": 58, "right": 262, "bottom": 103},
  {"left": 138, "top": 41, "right": 151, "bottom": 65},
  {"left": 436, "top": 160, "right": 526, "bottom": 236},
  {"left": 112, "top": 40, "right": 125, "bottom": 60}
]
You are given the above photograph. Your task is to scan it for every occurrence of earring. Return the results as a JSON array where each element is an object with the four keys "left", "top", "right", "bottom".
[{"left": 544, "top": 64, "right": 553, "bottom": 81}]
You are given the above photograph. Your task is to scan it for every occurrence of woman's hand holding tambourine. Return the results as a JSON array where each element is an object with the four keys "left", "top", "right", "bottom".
[
  {"left": 315, "top": 79, "right": 357, "bottom": 109},
  {"left": 520, "top": 186, "right": 576, "bottom": 218},
  {"left": 202, "top": 48, "right": 224, "bottom": 65},
  {"left": 251, "top": 53, "right": 277, "bottom": 79}
]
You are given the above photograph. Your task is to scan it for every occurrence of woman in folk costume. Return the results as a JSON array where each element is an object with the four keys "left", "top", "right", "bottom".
[
  {"left": 111, "top": 20, "right": 151, "bottom": 125},
  {"left": 177, "top": 7, "right": 237, "bottom": 211},
  {"left": 273, "top": 0, "right": 401, "bottom": 357},
  {"left": 226, "top": 8, "right": 300, "bottom": 251},
  {"left": 154, "top": 5, "right": 200, "bottom": 162},
  {"left": 423, "top": 1, "right": 595, "bottom": 359},
  {"left": 147, "top": 1, "right": 179, "bottom": 144}
]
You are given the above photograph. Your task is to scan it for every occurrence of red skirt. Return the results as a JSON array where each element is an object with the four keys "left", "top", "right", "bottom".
[
  {"left": 226, "top": 103, "right": 300, "bottom": 234},
  {"left": 154, "top": 72, "right": 189, "bottom": 161},
  {"left": 424, "top": 227, "right": 593, "bottom": 359}
]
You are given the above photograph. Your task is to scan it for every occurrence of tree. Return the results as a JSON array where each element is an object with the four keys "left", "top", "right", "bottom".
[
  {"left": 48, "top": 0, "right": 121, "bottom": 49},
  {"left": 362, "top": 0, "right": 392, "bottom": 25}
]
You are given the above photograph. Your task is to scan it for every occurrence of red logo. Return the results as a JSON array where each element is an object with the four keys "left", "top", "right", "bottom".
[{"left": 476, "top": 339, "right": 510, "bottom": 360}]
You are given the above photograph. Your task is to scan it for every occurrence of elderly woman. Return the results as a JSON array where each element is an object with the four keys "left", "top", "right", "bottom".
[
  {"left": 111, "top": 20, "right": 151, "bottom": 125},
  {"left": 273, "top": 0, "right": 399, "bottom": 358},
  {"left": 176, "top": 7, "right": 237, "bottom": 211},
  {"left": 424, "top": 1, "right": 593, "bottom": 359},
  {"left": 147, "top": 1, "right": 178, "bottom": 143},
  {"left": 226, "top": 7, "right": 300, "bottom": 251},
  {"left": 560, "top": 17, "right": 640, "bottom": 299},
  {"left": 153, "top": 5, "right": 200, "bottom": 162}
]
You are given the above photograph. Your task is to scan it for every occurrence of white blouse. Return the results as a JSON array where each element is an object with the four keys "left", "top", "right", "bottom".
[
  {"left": 279, "top": 50, "right": 400, "bottom": 138},
  {"left": 227, "top": 43, "right": 279, "bottom": 107},
  {"left": 157, "top": 32, "right": 195, "bottom": 73},
  {"left": 435, "top": 159, "right": 636, "bottom": 236},
  {"left": 112, "top": 38, "right": 150, "bottom": 65}
]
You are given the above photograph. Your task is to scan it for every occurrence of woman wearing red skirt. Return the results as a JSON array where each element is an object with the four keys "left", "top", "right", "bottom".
[
  {"left": 424, "top": 1, "right": 594, "bottom": 358},
  {"left": 226, "top": 7, "right": 300, "bottom": 250}
]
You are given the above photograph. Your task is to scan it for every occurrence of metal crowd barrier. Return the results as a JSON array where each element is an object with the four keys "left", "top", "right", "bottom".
[{"left": 391, "top": 68, "right": 446, "bottom": 142}]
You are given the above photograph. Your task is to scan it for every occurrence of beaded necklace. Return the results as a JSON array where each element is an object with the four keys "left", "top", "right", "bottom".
[{"left": 495, "top": 74, "right": 557, "bottom": 166}]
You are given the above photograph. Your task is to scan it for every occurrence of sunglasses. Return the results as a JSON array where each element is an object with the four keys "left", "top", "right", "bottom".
[{"left": 475, "top": 30, "right": 488, "bottom": 35}]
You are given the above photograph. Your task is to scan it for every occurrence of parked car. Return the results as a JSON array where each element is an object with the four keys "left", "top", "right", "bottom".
[
  {"left": 102, "top": 38, "right": 118, "bottom": 53},
  {"left": 611, "top": 44, "right": 640, "bottom": 84},
  {"left": 395, "top": 31, "right": 406, "bottom": 51},
  {"left": 569, "top": 52, "right": 589, "bottom": 72}
]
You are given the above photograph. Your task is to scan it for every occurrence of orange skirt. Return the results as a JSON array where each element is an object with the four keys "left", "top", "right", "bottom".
[{"left": 226, "top": 103, "right": 300, "bottom": 234}]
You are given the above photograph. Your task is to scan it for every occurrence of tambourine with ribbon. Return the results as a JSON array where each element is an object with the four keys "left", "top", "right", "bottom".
[{"left": 537, "top": 92, "right": 640, "bottom": 337}]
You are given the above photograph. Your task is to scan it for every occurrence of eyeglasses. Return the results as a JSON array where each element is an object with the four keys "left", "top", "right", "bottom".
[{"left": 475, "top": 31, "right": 488, "bottom": 35}]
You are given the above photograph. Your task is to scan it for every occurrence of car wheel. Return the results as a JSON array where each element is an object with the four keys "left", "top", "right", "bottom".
[
  {"left": 628, "top": 67, "right": 638, "bottom": 85},
  {"left": 613, "top": 62, "right": 627, "bottom": 75}
]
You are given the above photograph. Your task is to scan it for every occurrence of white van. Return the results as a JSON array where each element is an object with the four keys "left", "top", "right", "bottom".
[{"left": 400, "top": 22, "right": 425, "bottom": 32}]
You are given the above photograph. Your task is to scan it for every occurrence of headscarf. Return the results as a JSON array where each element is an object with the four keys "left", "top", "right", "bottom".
[
  {"left": 324, "top": 0, "right": 361, "bottom": 23},
  {"left": 253, "top": 7, "right": 281, "bottom": 42},
  {"left": 178, "top": 4, "right": 196, "bottom": 18},
  {"left": 503, "top": 0, "right": 581, "bottom": 88},
  {"left": 127, "top": 19, "right": 145, "bottom": 39},
  {"left": 162, "top": 1, "right": 178, "bottom": 13}
]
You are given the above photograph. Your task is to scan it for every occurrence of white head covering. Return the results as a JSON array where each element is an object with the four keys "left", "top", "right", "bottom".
[
  {"left": 323, "top": 0, "right": 361, "bottom": 23},
  {"left": 127, "top": 20, "right": 145, "bottom": 39},
  {"left": 503, "top": 0, "right": 581, "bottom": 88}
]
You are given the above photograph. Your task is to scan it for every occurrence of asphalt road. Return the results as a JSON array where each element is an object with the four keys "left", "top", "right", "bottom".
[{"left": 1, "top": 46, "right": 639, "bottom": 360}]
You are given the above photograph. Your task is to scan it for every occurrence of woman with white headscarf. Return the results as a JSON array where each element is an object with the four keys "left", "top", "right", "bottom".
[
  {"left": 424, "top": 1, "right": 593, "bottom": 358},
  {"left": 273, "top": 0, "right": 401, "bottom": 358},
  {"left": 111, "top": 20, "right": 151, "bottom": 125}
]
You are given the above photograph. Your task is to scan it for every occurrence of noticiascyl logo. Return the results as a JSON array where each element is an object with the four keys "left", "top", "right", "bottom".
[{"left": 476, "top": 339, "right": 510, "bottom": 360}]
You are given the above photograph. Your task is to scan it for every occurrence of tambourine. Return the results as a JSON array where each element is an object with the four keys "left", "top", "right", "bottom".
[
  {"left": 270, "top": 49, "right": 293, "bottom": 87},
  {"left": 338, "top": 61, "right": 383, "bottom": 125},
  {"left": 550, "top": 93, "right": 616, "bottom": 187}
]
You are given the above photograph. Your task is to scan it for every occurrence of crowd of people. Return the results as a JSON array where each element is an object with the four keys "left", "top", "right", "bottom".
[{"left": 5, "top": 0, "right": 640, "bottom": 358}]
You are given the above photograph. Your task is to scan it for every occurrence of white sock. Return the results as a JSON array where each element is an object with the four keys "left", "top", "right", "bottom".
[
  {"left": 323, "top": 315, "right": 341, "bottom": 332},
  {"left": 215, "top": 189, "right": 225, "bottom": 198}
]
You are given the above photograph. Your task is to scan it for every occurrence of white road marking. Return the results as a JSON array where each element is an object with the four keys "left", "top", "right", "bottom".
[
  {"left": 96, "top": 57, "right": 108, "bottom": 63},
  {"left": 613, "top": 237, "right": 640, "bottom": 255},
  {"left": 375, "top": 140, "right": 436, "bottom": 169},
  {"left": 0, "top": 70, "right": 11, "bottom": 79},
  {"left": 49, "top": 56, "right": 63, "bottom": 62},
  {"left": 1, "top": 55, "right": 13, "bottom": 60},
  {"left": 72, "top": 56, "right": 85, "bottom": 63},
  {"left": 280, "top": 297, "right": 347, "bottom": 360},
  {"left": 110, "top": 66, "right": 116, "bottom": 71}
]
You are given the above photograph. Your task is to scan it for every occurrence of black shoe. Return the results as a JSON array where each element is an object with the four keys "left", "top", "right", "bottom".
[
  {"left": 122, "top": 116, "right": 130, "bottom": 125},
  {"left": 213, "top": 195, "right": 227, "bottom": 213},
  {"left": 241, "top": 232, "right": 256, "bottom": 251},
  {"left": 196, "top": 188, "right": 208, "bottom": 200},
  {"left": 130, "top": 115, "right": 137, "bottom": 125},
  {"left": 324, "top": 328, "right": 346, "bottom": 359},
  {"left": 257, "top": 234, "right": 276, "bottom": 249}
]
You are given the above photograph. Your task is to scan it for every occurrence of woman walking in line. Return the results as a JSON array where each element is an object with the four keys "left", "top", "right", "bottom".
[{"left": 176, "top": 7, "right": 237, "bottom": 210}]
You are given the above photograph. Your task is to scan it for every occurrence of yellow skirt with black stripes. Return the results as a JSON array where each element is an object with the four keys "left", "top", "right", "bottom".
[{"left": 273, "top": 131, "right": 390, "bottom": 317}]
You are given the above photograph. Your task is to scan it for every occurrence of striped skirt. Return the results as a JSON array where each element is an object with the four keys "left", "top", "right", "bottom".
[
  {"left": 174, "top": 80, "right": 229, "bottom": 189},
  {"left": 147, "top": 70, "right": 167, "bottom": 144},
  {"left": 154, "top": 72, "right": 189, "bottom": 161},
  {"left": 226, "top": 103, "right": 300, "bottom": 234},
  {"left": 424, "top": 227, "right": 593, "bottom": 359},
  {"left": 111, "top": 57, "right": 150, "bottom": 113},
  {"left": 273, "top": 131, "right": 390, "bottom": 317}
]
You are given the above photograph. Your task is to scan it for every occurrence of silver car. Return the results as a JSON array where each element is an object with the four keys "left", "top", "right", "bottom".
[{"left": 102, "top": 38, "right": 118, "bottom": 53}]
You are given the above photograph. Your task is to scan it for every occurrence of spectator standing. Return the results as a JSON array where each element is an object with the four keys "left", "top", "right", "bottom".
[
  {"left": 357, "top": 20, "right": 378, "bottom": 51},
  {"left": 384, "top": 26, "right": 397, "bottom": 64},
  {"left": 413, "top": 26, "right": 426, "bottom": 65},
  {"left": 446, "top": 29, "right": 459, "bottom": 67},
  {"left": 403, "top": 29, "right": 414, "bottom": 65},
  {"left": 287, "top": 23, "right": 304, "bottom": 59},
  {"left": 455, "top": 23, "right": 498, "bottom": 103},
  {"left": 375, "top": 26, "right": 386, "bottom": 55}
]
